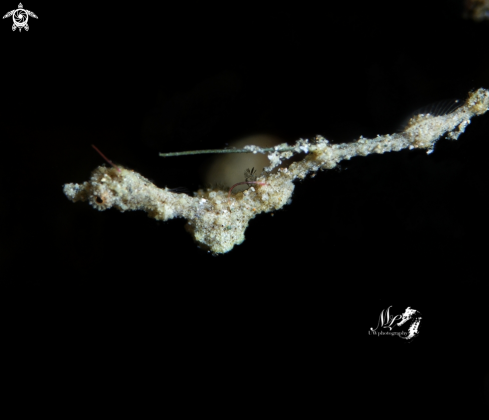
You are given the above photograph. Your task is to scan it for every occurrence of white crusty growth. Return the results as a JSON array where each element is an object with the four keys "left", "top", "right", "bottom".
[{"left": 63, "top": 88, "right": 489, "bottom": 254}]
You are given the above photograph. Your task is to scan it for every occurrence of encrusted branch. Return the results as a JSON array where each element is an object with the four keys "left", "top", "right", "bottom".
[{"left": 63, "top": 88, "right": 489, "bottom": 254}]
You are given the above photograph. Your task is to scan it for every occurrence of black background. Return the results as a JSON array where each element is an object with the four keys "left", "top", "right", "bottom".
[{"left": 1, "top": 0, "right": 488, "bottom": 414}]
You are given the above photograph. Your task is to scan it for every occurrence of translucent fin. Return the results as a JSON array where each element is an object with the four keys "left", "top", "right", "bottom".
[
  {"left": 398, "top": 98, "right": 462, "bottom": 132},
  {"left": 414, "top": 99, "right": 462, "bottom": 117}
]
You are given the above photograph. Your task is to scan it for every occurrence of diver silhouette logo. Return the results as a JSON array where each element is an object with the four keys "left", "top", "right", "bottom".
[
  {"left": 369, "top": 306, "right": 422, "bottom": 342},
  {"left": 3, "top": 3, "right": 37, "bottom": 32}
]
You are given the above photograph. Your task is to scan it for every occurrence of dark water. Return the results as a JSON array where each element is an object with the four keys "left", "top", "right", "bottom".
[{"left": 2, "top": 2, "right": 488, "bottom": 414}]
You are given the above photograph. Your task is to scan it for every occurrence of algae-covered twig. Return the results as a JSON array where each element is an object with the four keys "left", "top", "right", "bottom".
[{"left": 64, "top": 88, "right": 489, "bottom": 254}]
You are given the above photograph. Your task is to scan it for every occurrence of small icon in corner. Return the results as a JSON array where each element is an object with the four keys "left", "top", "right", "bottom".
[{"left": 3, "top": 3, "right": 37, "bottom": 32}]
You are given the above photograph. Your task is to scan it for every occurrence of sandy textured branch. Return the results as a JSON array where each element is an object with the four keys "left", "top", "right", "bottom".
[{"left": 63, "top": 88, "right": 489, "bottom": 254}]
